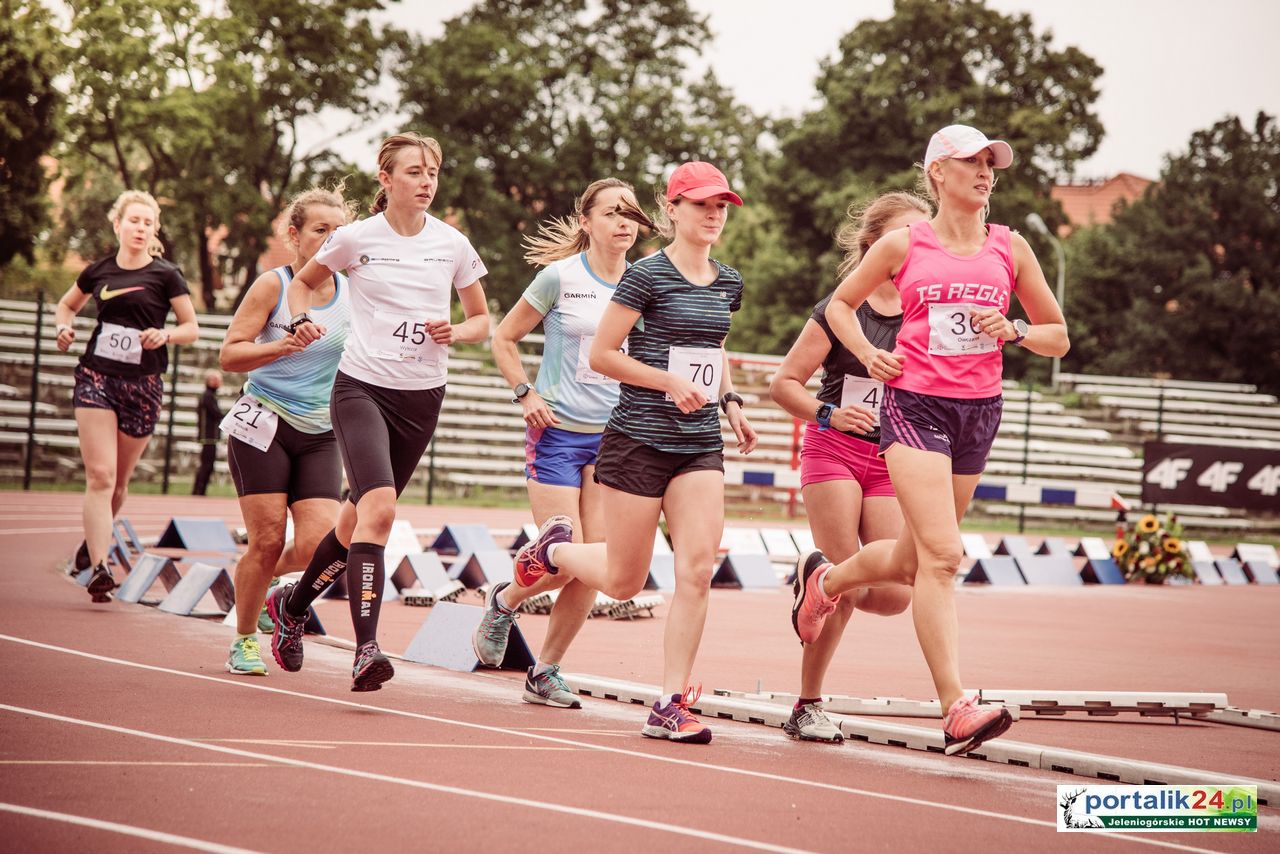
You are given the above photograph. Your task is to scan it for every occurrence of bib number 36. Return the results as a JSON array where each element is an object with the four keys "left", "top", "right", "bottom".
[
  {"left": 219, "top": 394, "right": 279, "bottom": 452},
  {"left": 927, "top": 303, "right": 999, "bottom": 356}
]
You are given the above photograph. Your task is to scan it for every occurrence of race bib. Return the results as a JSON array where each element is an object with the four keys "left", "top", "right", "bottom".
[
  {"left": 219, "top": 394, "right": 279, "bottom": 452},
  {"left": 840, "top": 375, "right": 884, "bottom": 426},
  {"left": 575, "top": 335, "right": 626, "bottom": 385},
  {"left": 927, "top": 303, "right": 1000, "bottom": 356},
  {"left": 665, "top": 346, "right": 722, "bottom": 404},
  {"left": 370, "top": 307, "right": 446, "bottom": 367},
  {"left": 94, "top": 322, "right": 144, "bottom": 365}
]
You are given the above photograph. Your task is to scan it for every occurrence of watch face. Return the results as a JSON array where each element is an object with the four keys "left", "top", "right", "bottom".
[{"left": 1014, "top": 319, "right": 1028, "bottom": 336}]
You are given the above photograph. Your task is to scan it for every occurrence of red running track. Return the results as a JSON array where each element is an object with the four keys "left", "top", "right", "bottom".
[{"left": 1, "top": 491, "right": 1276, "bottom": 852}]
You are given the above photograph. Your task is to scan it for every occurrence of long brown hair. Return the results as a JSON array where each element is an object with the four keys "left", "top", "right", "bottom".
[
  {"left": 523, "top": 178, "right": 647, "bottom": 265},
  {"left": 108, "top": 190, "right": 164, "bottom": 257},
  {"left": 370, "top": 132, "right": 443, "bottom": 215},
  {"left": 835, "top": 192, "right": 932, "bottom": 278}
]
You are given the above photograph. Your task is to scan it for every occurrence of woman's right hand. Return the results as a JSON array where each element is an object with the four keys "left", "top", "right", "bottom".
[
  {"left": 275, "top": 334, "right": 307, "bottom": 357},
  {"left": 55, "top": 325, "right": 75, "bottom": 352},
  {"left": 521, "top": 390, "right": 560, "bottom": 429},
  {"left": 666, "top": 375, "right": 708, "bottom": 414},
  {"left": 831, "top": 405, "right": 876, "bottom": 434},
  {"left": 858, "top": 347, "right": 904, "bottom": 381}
]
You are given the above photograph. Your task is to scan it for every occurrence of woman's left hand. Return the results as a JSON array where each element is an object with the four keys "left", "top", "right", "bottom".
[
  {"left": 970, "top": 308, "right": 1018, "bottom": 341},
  {"left": 726, "top": 403, "right": 757, "bottom": 455},
  {"left": 139, "top": 328, "right": 169, "bottom": 350}
]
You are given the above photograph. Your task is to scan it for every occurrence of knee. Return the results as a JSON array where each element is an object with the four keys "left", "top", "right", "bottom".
[
  {"left": 356, "top": 503, "right": 396, "bottom": 539},
  {"left": 85, "top": 464, "right": 115, "bottom": 492},
  {"left": 245, "top": 532, "right": 286, "bottom": 568},
  {"left": 916, "top": 541, "right": 963, "bottom": 576},
  {"left": 602, "top": 577, "right": 646, "bottom": 601},
  {"left": 676, "top": 553, "right": 717, "bottom": 591}
]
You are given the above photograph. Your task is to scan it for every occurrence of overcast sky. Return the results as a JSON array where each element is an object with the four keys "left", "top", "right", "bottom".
[{"left": 302, "top": 0, "right": 1280, "bottom": 182}]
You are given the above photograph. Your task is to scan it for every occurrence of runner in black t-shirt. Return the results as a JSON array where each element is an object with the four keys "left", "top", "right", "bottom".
[
  {"left": 54, "top": 191, "right": 199, "bottom": 602},
  {"left": 509, "top": 162, "right": 758, "bottom": 744},
  {"left": 769, "top": 192, "right": 929, "bottom": 743}
]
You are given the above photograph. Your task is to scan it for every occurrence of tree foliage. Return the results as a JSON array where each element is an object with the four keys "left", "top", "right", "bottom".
[
  {"left": 1065, "top": 113, "right": 1280, "bottom": 393},
  {"left": 56, "top": 0, "right": 392, "bottom": 306},
  {"left": 750, "top": 0, "right": 1103, "bottom": 358},
  {"left": 0, "top": 1, "right": 65, "bottom": 267},
  {"left": 391, "top": 0, "right": 762, "bottom": 309}
]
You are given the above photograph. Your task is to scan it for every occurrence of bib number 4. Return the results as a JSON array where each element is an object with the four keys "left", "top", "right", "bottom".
[{"left": 840, "top": 376, "right": 884, "bottom": 426}]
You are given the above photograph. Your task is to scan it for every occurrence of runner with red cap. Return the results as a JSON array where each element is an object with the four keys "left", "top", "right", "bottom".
[
  {"left": 790, "top": 124, "right": 1069, "bottom": 755},
  {"left": 511, "top": 161, "right": 758, "bottom": 744}
]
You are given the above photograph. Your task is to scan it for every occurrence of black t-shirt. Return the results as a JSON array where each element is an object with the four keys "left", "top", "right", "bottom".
[
  {"left": 75, "top": 256, "right": 189, "bottom": 377},
  {"left": 811, "top": 295, "right": 903, "bottom": 443}
]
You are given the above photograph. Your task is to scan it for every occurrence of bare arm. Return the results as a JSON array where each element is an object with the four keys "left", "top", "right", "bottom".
[
  {"left": 720, "top": 346, "right": 757, "bottom": 454},
  {"left": 492, "top": 297, "right": 559, "bottom": 428},
  {"left": 54, "top": 283, "right": 91, "bottom": 351},
  {"left": 220, "top": 272, "right": 306, "bottom": 372},
  {"left": 153, "top": 294, "right": 199, "bottom": 348},
  {"left": 769, "top": 319, "right": 875, "bottom": 434},
  {"left": 828, "top": 229, "right": 910, "bottom": 381},
  {"left": 1007, "top": 232, "right": 1070, "bottom": 358},
  {"left": 283, "top": 258, "right": 334, "bottom": 345},
  {"left": 586, "top": 301, "right": 709, "bottom": 412},
  {"left": 429, "top": 278, "right": 491, "bottom": 345}
]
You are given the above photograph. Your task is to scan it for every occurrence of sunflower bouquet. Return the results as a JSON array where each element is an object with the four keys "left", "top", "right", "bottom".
[{"left": 1111, "top": 511, "right": 1194, "bottom": 583}]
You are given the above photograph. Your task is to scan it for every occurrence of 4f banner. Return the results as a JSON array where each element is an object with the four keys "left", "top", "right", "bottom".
[{"left": 1142, "top": 442, "right": 1280, "bottom": 511}]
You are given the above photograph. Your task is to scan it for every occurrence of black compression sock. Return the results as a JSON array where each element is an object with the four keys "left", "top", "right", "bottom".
[
  {"left": 347, "top": 542, "right": 385, "bottom": 649},
  {"left": 285, "top": 529, "right": 349, "bottom": 618}
]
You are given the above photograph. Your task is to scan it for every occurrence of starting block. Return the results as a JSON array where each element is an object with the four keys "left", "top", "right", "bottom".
[
  {"left": 158, "top": 562, "right": 235, "bottom": 616},
  {"left": 994, "top": 536, "right": 1036, "bottom": 563},
  {"left": 975, "top": 689, "right": 1228, "bottom": 720},
  {"left": 450, "top": 550, "right": 514, "bottom": 589},
  {"left": 591, "top": 591, "right": 662, "bottom": 620},
  {"left": 646, "top": 554, "right": 676, "bottom": 591},
  {"left": 963, "top": 557, "right": 1025, "bottom": 585},
  {"left": 961, "top": 533, "right": 993, "bottom": 560},
  {"left": 1036, "top": 537, "right": 1072, "bottom": 558},
  {"left": 115, "top": 518, "right": 145, "bottom": 553},
  {"left": 1243, "top": 562, "right": 1278, "bottom": 584},
  {"left": 712, "top": 552, "right": 779, "bottom": 590},
  {"left": 509, "top": 523, "right": 540, "bottom": 551},
  {"left": 156, "top": 517, "right": 238, "bottom": 553},
  {"left": 1191, "top": 561, "right": 1224, "bottom": 585},
  {"left": 1214, "top": 558, "right": 1250, "bottom": 585},
  {"left": 401, "top": 601, "right": 534, "bottom": 672},
  {"left": 430, "top": 524, "right": 499, "bottom": 556},
  {"left": 115, "top": 554, "right": 181, "bottom": 604},
  {"left": 1080, "top": 558, "right": 1125, "bottom": 584},
  {"left": 393, "top": 553, "right": 465, "bottom": 604},
  {"left": 1015, "top": 555, "right": 1083, "bottom": 587}
]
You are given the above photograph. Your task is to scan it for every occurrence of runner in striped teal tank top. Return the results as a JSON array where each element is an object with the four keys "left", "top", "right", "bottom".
[
  {"left": 217, "top": 185, "right": 354, "bottom": 677},
  {"left": 509, "top": 162, "right": 759, "bottom": 745}
]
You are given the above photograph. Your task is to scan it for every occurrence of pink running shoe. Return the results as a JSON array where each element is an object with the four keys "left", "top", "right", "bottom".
[
  {"left": 791, "top": 550, "right": 840, "bottom": 644},
  {"left": 943, "top": 695, "right": 1013, "bottom": 755},
  {"left": 513, "top": 515, "right": 573, "bottom": 587},
  {"left": 641, "top": 684, "right": 711, "bottom": 744}
]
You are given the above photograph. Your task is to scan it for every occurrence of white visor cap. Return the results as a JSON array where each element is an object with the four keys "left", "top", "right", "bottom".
[{"left": 925, "top": 125, "right": 1014, "bottom": 171}]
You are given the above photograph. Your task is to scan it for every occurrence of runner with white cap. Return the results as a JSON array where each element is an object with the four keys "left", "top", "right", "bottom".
[{"left": 791, "top": 124, "right": 1069, "bottom": 755}]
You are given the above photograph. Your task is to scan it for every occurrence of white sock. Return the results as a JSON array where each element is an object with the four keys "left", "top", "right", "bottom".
[
  {"left": 546, "top": 542, "right": 563, "bottom": 567},
  {"left": 533, "top": 659, "right": 555, "bottom": 676},
  {"left": 234, "top": 633, "right": 255, "bottom": 646},
  {"left": 658, "top": 692, "right": 678, "bottom": 709},
  {"left": 494, "top": 587, "right": 513, "bottom": 612}
]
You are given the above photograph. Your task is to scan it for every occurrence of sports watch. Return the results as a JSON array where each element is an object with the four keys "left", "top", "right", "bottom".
[
  {"left": 512, "top": 382, "right": 532, "bottom": 403},
  {"left": 719, "top": 392, "right": 744, "bottom": 413},
  {"left": 287, "top": 312, "right": 313, "bottom": 334},
  {"left": 1011, "top": 318, "right": 1029, "bottom": 346},
  {"left": 815, "top": 402, "right": 835, "bottom": 430}
]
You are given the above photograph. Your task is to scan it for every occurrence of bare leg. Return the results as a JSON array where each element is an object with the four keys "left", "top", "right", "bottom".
[
  {"left": 659, "top": 470, "right": 724, "bottom": 695},
  {"left": 539, "top": 468, "right": 606, "bottom": 665},
  {"left": 76, "top": 409, "right": 122, "bottom": 566},
  {"left": 234, "top": 493, "right": 287, "bottom": 635},
  {"left": 277, "top": 498, "right": 341, "bottom": 575},
  {"left": 545, "top": 483, "right": 661, "bottom": 601}
]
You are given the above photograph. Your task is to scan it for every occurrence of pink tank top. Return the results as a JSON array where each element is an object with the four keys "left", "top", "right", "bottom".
[{"left": 889, "top": 221, "right": 1015, "bottom": 399}]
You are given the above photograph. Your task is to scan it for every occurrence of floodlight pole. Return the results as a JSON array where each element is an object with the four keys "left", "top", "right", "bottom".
[{"left": 1025, "top": 212, "right": 1065, "bottom": 390}]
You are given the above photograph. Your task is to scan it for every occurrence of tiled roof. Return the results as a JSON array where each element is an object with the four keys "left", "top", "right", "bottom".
[{"left": 1051, "top": 172, "right": 1154, "bottom": 233}]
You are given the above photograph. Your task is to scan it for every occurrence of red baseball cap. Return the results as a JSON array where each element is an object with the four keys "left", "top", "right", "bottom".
[{"left": 665, "top": 161, "right": 743, "bottom": 206}]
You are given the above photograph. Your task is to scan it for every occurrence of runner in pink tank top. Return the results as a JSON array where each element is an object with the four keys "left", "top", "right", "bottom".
[{"left": 789, "top": 125, "right": 1070, "bottom": 757}]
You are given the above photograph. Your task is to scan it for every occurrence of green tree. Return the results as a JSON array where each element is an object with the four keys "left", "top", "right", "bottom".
[
  {"left": 58, "top": 0, "right": 392, "bottom": 307},
  {"left": 1066, "top": 113, "right": 1280, "bottom": 393},
  {"left": 0, "top": 1, "right": 65, "bottom": 268},
  {"left": 392, "top": 0, "right": 762, "bottom": 308},
  {"left": 757, "top": 0, "right": 1103, "bottom": 359}
]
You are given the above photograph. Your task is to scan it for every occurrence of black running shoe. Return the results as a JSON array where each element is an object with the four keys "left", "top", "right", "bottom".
[
  {"left": 351, "top": 641, "right": 394, "bottom": 692},
  {"left": 265, "top": 584, "right": 306, "bottom": 672},
  {"left": 86, "top": 562, "right": 117, "bottom": 603},
  {"left": 74, "top": 541, "right": 91, "bottom": 572}
]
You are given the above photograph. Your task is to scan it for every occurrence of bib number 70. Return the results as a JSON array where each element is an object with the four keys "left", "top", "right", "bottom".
[{"left": 665, "top": 345, "right": 722, "bottom": 403}]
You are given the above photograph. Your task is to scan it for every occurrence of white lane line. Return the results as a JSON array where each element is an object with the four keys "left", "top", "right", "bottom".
[
  {"left": 0, "top": 761, "right": 274, "bottom": 767},
  {"left": 1, "top": 704, "right": 808, "bottom": 854},
  {"left": 0, "top": 634, "right": 1218, "bottom": 854},
  {"left": 0, "top": 801, "right": 261, "bottom": 854},
  {"left": 200, "top": 739, "right": 579, "bottom": 751},
  {"left": 0, "top": 527, "right": 83, "bottom": 535}
]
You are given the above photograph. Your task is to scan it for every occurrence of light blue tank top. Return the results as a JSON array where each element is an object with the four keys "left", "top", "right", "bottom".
[{"left": 244, "top": 266, "right": 349, "bottom": 434}]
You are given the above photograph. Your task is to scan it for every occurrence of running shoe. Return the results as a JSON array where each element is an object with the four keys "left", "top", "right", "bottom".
[
  {"left": 513, "top": 515, "right": 573, "bottom": 587},
  {"left": 72, "top": 540, "right": 91, "bottom": 574},
  {"left": 86, "top": 562, "right": 117, "bottom": 603},
  {"left": 472, "top": 581, "right": 516, "bottom": 667},
  {"left": 258, "top": 577, "right": 279, "bottom": 634},
  {"left": 226, "top": 635, "right": 268, "bottom": 676},
  {"left": 784, "top": 702, "right": 844, "bottom": 743},
  {"left": 942, "top": 695, "right": 1013, "bottom": 756},
  {"left": 351, "top": 641, "right": 394, "bottom": 692},
  {"left": 791, "top": 550, "right": 840, "bottom": 644},
  {"left": 641, "top": 684, "right": 712, "bottom": 744},
  {"left": 265, "top": 583, "right": 305, "bottom": 672},
  {"left": 522, "top": 664, "right": 581, "bottom": 709}
]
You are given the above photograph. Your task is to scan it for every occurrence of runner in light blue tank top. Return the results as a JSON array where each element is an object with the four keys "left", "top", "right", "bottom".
[
  {"left": 479, "top": 178, "right": 645, "bottom": 708},
  {"left": 217, "top": 186, "right": 354, "bottom": 677}
]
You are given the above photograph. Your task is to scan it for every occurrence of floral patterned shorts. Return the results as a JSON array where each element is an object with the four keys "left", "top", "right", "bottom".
[{"left": 73, "top": 364, "right": 163, "bottom": 438}]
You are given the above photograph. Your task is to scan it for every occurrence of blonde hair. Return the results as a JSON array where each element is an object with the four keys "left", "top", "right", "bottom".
[
  {"left": 523, "top": 178, "right": 651, "bottom": 265},
  {"left": 916, "top": 160, "right": 995, "bottom": 220},
  {"left": 835, "top": 192, "right": 932, "bottom": 278},
  {"left": 108, "top": 190, "right": 164, "bottom": 256},
  {"left": 281, "top": 181, "right": 355, "bottom": 241},
  {"left": 370, "top": 132, "right": 443, "bottom": 214}
]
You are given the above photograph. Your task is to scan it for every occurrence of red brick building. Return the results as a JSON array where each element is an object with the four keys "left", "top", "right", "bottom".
[{"left": 1050, "top": 172, "right": 1153, "bottom": 235}]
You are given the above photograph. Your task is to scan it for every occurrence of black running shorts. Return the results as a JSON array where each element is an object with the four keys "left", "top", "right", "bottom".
[
  {"left": 592, "top": 427, "right": 723, "bottom": 498},
  {"left": 227, "top": 417, "right": 342, "bottom": 504},
  {"left": 330, "top": 371, "right": 445, "bottom": 504}
]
